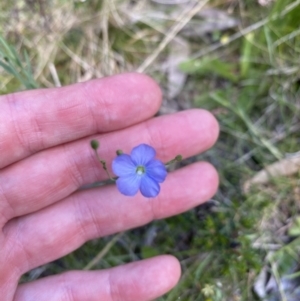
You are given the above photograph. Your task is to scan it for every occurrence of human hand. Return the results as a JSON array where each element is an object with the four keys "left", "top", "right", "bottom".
[{"left": 0, "top": 73, "right": 219, "bottom": 301}]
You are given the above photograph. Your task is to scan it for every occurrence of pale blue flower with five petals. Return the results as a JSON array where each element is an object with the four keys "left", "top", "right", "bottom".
[{"left": 112, "top": 144, "right": 167, "bottom": 198}]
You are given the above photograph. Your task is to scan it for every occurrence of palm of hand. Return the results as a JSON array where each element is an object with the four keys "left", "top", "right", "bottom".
[{"left": 0, "top": 73, "right": 219, "bottom": 301}]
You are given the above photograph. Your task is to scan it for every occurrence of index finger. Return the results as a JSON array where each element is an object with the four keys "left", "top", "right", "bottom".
[{"left": 0, "top": 73, "right": 161, "bottom": 168}]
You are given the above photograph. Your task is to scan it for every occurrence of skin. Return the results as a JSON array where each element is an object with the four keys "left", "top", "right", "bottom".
[{"left": 0, "top": 73, "right": 219, "bottom": 301}]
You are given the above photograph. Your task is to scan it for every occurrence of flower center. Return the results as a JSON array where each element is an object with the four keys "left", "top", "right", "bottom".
[{"left": 136, "top": 165, "right": 145, "bottom": 175}]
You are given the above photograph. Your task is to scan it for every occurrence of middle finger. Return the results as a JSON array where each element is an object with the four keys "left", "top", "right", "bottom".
[{"left": 0, "top": 109, "right": 218, "bottom": 224}]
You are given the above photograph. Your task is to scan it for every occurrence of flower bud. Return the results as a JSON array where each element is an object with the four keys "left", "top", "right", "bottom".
[
  {"left": 90, "top": 139, "right": 99, "bottom": 150},
  {"left": 116, "top": 149, "right": 123, "bottom": 156}
]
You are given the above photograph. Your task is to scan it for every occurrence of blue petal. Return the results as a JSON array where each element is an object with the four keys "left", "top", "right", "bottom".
[
  {"left": 140, "top": 175, "right": 160, "bottom": 198},
  {"left": 146, "top": 160, "right": 167, "bottom": 183},
  {"left": 112, "top": 154, "right": 136, "bottom": 177},
  {"left": 131, "top": 144, "right": 156, "bottom": 166},
  {"left": 116, "top": 174, "right": 141, "bottom": 196}
]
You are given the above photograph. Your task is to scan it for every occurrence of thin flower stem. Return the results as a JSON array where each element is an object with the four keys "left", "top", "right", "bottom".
[
  {"left": 165, "top": 155, "right": 182, "bottom": 167},
  {"left": 93, "top": 149, "right": 117, "bottom": 182},
  {"left": 90, "top": 140, "right": 117, "bottom": 181},
  {"left": 83, "top": 232, "right": 124, "bottom": 270}
]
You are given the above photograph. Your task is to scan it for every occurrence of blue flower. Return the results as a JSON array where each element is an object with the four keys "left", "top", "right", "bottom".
[{"left": 112, "top": 144, "right": 167, "bottom": 198}]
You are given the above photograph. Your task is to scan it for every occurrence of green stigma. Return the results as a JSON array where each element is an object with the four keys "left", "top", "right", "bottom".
[{"left": 136, "top": 165, "right": 145, "bottom": 175}]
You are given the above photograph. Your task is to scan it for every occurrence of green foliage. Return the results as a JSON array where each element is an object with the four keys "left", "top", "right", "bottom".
[
  {"left": 289, "top": 217, "right": 300, "bottom": 237},
  {"left": 0, "top": 36, "right": 38, "bottom": 90},
  {"left": 240, "top": 32, "right": 255, "bottom": 78},
  {"left": 179, "top": 57, "right": 239, "bottom": 82}
]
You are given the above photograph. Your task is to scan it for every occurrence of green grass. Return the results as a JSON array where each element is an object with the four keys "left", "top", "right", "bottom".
[{"left": 2, "top": 0, "right": 300, "bottom": 300}]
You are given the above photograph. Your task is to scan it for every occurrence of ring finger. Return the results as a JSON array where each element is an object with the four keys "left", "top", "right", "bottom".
[{"left": 4, "top": 161, "right": 218, "bottom": 275}]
